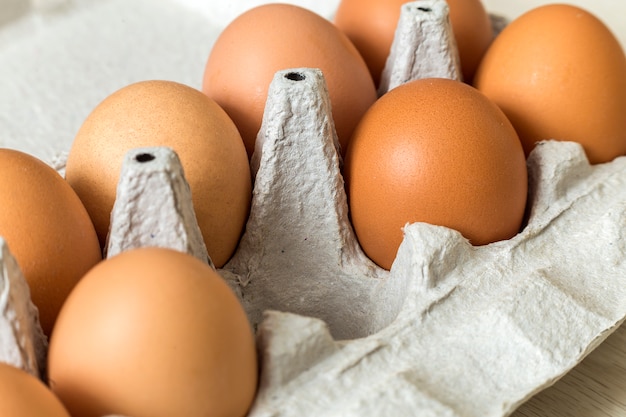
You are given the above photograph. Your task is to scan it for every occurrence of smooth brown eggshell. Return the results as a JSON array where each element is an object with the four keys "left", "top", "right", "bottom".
[
  {"left": 334, "top": 0, "right": 494, "bottom": 85},
  {"left": 202, "top": 3, "right": 377, "bottom": 158},
  {"left": 64, "top": 80, "right": 251, "bottom": 268},
  {"left": 0, "top": 363, "right": 71, "bottom": 417},
  {"left": 344, "top": 78, "right": 528, "bottom": 270},
  {"left": 474, "top": 4, "right": 626, "bottom": 164},
  {"left": 0, "top": 149, "right": 101, "bottom": 336},
  {"left": 47, "top": 247, "right": 257, "bottom": 417}
]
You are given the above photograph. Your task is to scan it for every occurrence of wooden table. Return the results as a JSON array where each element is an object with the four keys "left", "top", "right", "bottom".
[{"left": 512, "top": 323, "right": 626, "bottom": 416}]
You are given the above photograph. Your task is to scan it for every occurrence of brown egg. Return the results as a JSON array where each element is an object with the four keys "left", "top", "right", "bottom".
[
  {"left": 0, "top": 149, "right": 101, "bottom": 336},
  {"left": 202, "top": 3, "right": 377, "bottom": 158},
  {"left": 334, "top": 0, "right": 494, "bottom": 85},
  {"left": 474, "top": 4, "right": 626, "bottom": 164},
  {"left": 65, "top": 80, "right": 251, "bottom": 268},
  {"left": 47, "top": 247, "right": 257, "bottom": 417},
  {"left": 0, "top": 362, "right": 71, "bottom": 417},
  {"left": 344, "top": 78, "right": 527, "bottom": 270}
]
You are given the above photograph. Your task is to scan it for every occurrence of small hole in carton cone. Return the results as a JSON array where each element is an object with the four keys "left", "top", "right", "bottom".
[
  {"left": 418, "top": 7, "right": 432, "bottom": 12},
  {"left": 285, "top": 72, "right": 306, "bottom": 82},
  {"left": 135, "top": 153, "right": 155, "bottom": 163}
]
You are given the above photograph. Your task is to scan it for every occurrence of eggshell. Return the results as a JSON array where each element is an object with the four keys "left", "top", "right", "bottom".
[
  {"left": 0, "top": 362, "right": 70, "bottom": 417},
  {"left": 474, "top": 4, "right": 626, "bottom": 164},
  {"left": 64, "top": 80, "right": 251, "bottom": 268},
  {"left": 0, "top": 149, "right": 101, "bottom": 336},
  {"left": 47, "top": 247, "right": 257, "bottom": 417},
  {"left": 344, "top": 78, "right": 528, "bottom": 270},
  {"left": 202, "top": 3, "right": 377, "bottom": 158},
  {"left": 334, "top": 0, "right": 494, "bottom": 84}
]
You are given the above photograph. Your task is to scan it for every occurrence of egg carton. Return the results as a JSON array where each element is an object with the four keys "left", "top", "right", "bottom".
[{"left": 1, "top": 1, "right": 626, "bottom": 416}]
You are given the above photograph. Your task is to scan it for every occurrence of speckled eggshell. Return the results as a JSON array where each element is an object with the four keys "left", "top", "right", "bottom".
[
  {"left": 474, "top": 4, "right": 626, "bottom": 164},
  {"left": 202, "top": 3, "right": 377, "bottom": 158},
  {"left": 64, "top": 80, "right": 251, "bottom": 268},
  {"left": 0, "top": 149, "right": 101, "bottom": 336},
  {"left": 0, "top": 363, "right": 71, "bottom": 417},
  {"left": 334, "top": 0, "right": 494, "bottom": 84},
  {"left": 344, "top": 78, "right": 528, "bottom": 270},
  {"left": 47, "top": 247, "right": 257, "bottom": 417}
]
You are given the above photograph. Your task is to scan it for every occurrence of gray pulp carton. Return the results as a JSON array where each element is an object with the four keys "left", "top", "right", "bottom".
[{"left": 109, "top": 67, "right": 626, "bottom": 417}]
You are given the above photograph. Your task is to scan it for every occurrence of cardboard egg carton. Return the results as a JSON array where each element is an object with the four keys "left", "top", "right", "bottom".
[{"left": 1, "top": 0, "right": 626, "bottom": 416}]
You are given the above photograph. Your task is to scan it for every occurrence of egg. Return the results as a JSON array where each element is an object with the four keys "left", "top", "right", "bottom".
[
  {"left": 344, "top": 78, "right": 528, "bottom": 270},
  {"left": 202, "top": 3, "right": 377, "bottom": 158},
  {"left": 47, "top": 247, "right": 257, "bottom": 417},
  {"left": 0, "top": 149, "right": 101, "bottom": 336},
  {"left": 333, "top": 0, "right": 494, "bottom": 85},
  {"left": 64, "top": 80, "right": 251, "bottom": 268},
  {"left": 473, "top": 4, "right": 626, "bottom": 164},
  {"left": 0, "top": 362, "right": 70, "bottom": 416}
]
